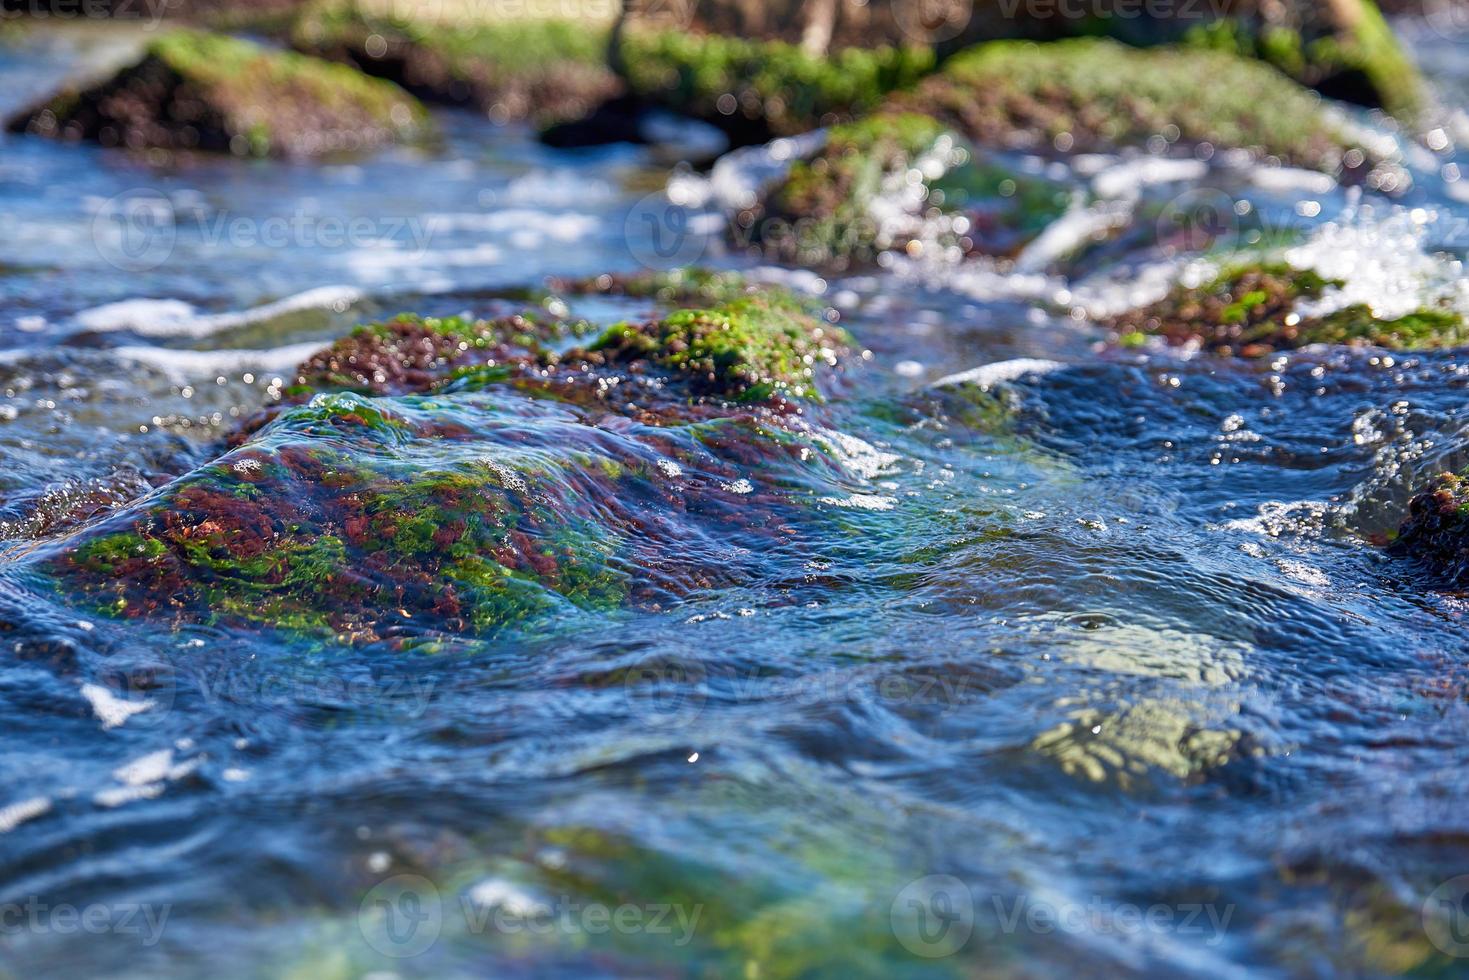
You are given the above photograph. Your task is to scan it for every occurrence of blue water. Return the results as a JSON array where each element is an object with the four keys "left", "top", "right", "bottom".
[{"left": 1, "top": 17, "right": 1469, "bottom": 979}]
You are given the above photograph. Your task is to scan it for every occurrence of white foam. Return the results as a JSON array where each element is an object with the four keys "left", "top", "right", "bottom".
[
  {"left": 932, "top": 358, "right": 1064, "bottom": 390},
  {"left": 113, "top": 341, "right": 325, "bottom": 381},
  {"left": 114, "top": 749, "right": 174, "bottom": 786},
  {"left": 819, "top": 493, "right": 898, "bottom": 511},
  {"left": 81, "top": 683, "right": 155, "bottom": 730},
  {"left": 0, "top": 797, "right": 50, "bottom": 834},
  {"left": 1091, "top": 157, "right": 1209, "bottom": 201},
  {"left": 75, "top": 285, "right": 361, "bottom": 338}
]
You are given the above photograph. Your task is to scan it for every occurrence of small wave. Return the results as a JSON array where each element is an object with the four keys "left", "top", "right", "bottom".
[
  {"left": 113, "top": 342, "right": 325, "bottom": 380},
  {"left": 74, "top": 285, "right": 363, "bottom": 338},
  {"left": 932, "top": 358, "right": 1064, "bottom": 389}
]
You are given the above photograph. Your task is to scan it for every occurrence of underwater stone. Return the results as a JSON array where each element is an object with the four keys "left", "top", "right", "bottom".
[{"left": 7, "top": 29, "right": 428, "bottom": 158}]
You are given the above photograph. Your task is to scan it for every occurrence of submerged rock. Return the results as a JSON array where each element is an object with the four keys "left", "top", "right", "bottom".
[
  {"left": 740, "top": 111, "right": 1072, "bottom": 267},
  {"left": 1104, "top": 262, "right": 1467, "bottom": 356},
  {"left": 290, "top": 2, "right": 621, "bottom": 127},
  {"left": 40, "top": 287, "right": 867, "bottom": 643},
  {"left": 7, "top": 29, "right": 427, "bottom": 158}
]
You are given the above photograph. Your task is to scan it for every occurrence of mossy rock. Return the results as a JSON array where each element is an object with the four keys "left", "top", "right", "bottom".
[
  {"left": 291, "top": 1, "right": 621, "bottom": 126},
  {"left": 1184, "top": 0, "right": 1424, "bottom": 123},
  {"left": 44, "top": 288, "right": 862, "bottom": 642},
  {"left": 588, "top": 289, "right": 847, "bottom": 402},
  {"left": 893, "top": 38, "right": 1374, "bottom": 177},
  {"left": 615, "top": 27, "right": 935, "bottom": 142},
  {"left": 548, "top": 268, "right": 761, "bottom": 308},
  {"left": 291, "top": 287, "right": 848, "bottom": 406},
  {"left": 743, "top": 110, "right": 1072, "bottom": 267},
  {"left": 1105, "top": 262, "right": 1467, "bottom": 356},
  {"left": 6, "top": 28, "right": 428, "bottom": 158},
  {"left": 290, "top": 311, "right": 597, "bottom": 397},
  {"left": 616, "top": 0, "right": 1420, "bottom": 121},
  {"left": 1390, "top": 472, "right": 1469, "bottom": 584}
]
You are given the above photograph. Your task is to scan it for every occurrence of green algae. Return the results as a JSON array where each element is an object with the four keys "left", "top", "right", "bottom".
[
  {"left": 590, "top": 290, "right": 849, "bottom": 402},
  {"left": 552, "top": 268, "right": 760, "bottom": 308},
  {"left": 1183, "top": 0, "right": 1422, "bottom": 122},
  {"left": 899, "top": 38, "right": 1369, "bottom": 175},
  {"left": 617, "top": 28, "right": 934, "bottom": 138},
  {"left": 1106, "top": 260, "right": 1467, "bottom": 355}
]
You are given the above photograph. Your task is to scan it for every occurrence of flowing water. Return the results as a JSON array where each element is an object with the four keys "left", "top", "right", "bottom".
[{"left": 2, "top": 19, "right": 1469, "bottom": 979}]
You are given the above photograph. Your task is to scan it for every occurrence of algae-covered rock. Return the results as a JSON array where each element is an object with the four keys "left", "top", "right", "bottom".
[
  {"left": 1105, "top": 262, "right": 1467, "bottom": 356},
  {"left": 1390, "top": 472, "right": 1469, "bottom": 584},
  {"left": 41, "top": 287, "right": 860, "bottom": 642},
  {"left": 291, "top": 1, "right": 620, "bottom": 126},
  {"left": 6, "top": 28, "right": 427, "bottom": 158},
  {"left": 292, "top": 286, "right": 846, "bottom": 404},
  {"left": 742, "top": 111, "right": 1072, "bottom": 267},
  {"left": 1184, "top": 0, "right": 1423, "bottom": 122},
  {"left": 289, "top": 311, "right": 595, "bottom": 398},
  {"left": 896, "top": 39, "right": 1372, "bottom": 176},
  {"left": 615, "top": 27, "right": 934, "bottom": 142},
  {"left": 548, "top": 268, "right": 759, "bottom": 307}
]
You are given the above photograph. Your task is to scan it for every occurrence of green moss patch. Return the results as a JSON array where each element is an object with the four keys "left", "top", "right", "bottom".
[
  {"left": 292, "top": 2, "right": 620, "bottom": 126},
  {"left": 589, "top": 289, "right": 848, "bottom": 402},
  {"left": 549, "top": 268, "right": 760, "bottom": 308},
  {"left": 7, "top": 28, "right": 427, "bottom": 158},
  {"left": 897, "top": 38, "right": 1371, "bottom": 177},
  {"left": 616, "top": 28, "right": 934, "bottom": 139},
  {"left": 1105, "top": 262, "right": 1467, "bottom": 355},
  {"left": 1184, "top": 0, "right": 1422, "bottom": 122}
]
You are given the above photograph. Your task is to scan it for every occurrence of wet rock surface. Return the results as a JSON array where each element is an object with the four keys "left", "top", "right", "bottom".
[{"left": 38, "top": 285, "right": 861, "bottom": 644}]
